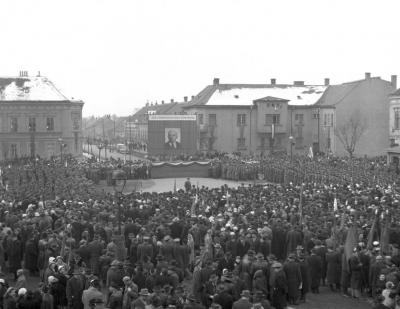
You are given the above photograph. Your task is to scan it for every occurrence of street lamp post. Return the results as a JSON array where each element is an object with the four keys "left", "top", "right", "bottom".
[
  {"left": 112, "top": 167, "right": 127, "bottom": 235},
  {"left": 289, "top": 135, "right": 294, "bottom": 162},
  {"left": 98, "top": 142, "right": 104, "bottom": 161},
  {"left": 58, "top": 138, "right": 64, "bottom": 162}
]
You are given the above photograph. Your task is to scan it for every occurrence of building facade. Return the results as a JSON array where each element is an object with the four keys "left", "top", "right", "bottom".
[
  {"left": 387, "top": 88, "right": 400, "bottom": 164},
  {"left": 317, "top": 73, "right": 397, "bottom": 156},
  {"left": 183, "top": 78, "right": 335, "bottom": 156},
  {"left": 0, "top": 74, "right": 84, "bottom": 160}
]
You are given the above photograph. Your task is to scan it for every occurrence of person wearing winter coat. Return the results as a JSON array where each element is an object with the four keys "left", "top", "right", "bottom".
[
  {"left": 270, "top": 262, "right": 288, "bottom": 309},
  {"left": 326, "top": 246, "right": 342, "bottom": 291},
  {"left": 283, "top": 254, "right": 302, "bottom": 305},
  {"left": 307, "top": 249, "right": 322, "bottom": 293}
]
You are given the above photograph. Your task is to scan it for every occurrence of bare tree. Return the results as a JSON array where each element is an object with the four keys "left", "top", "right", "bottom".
[{"left": 335, "top": 114, "right": 367, "bottom": 157}]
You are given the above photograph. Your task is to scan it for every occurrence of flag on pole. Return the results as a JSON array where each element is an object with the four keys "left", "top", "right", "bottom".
[
  {"left": 299, "top": 184, "right": 304, "bottom": 225},
  {"left": 191, "top": 193, "right": 198, "bottom": 216},
  {"left": 367, "top": 214, "right": 378, "bottom": 249},
  {"left": 333, "top": 197, "right": 338, "bottom": 212},
  {"left": 173, "top": 179, "right": 177, "bottom": 193},
  {"left": 343, "top": 224, "right": 358, "bottom": 271},
  {"left": 271, "top": 123, "right": 275, "bottom": 139},
  {"left": 380, "top": 212, "right": 390, "bottom": 254},
  {"left": 308, "top": 146, "right": 314, "bottom": 160}
]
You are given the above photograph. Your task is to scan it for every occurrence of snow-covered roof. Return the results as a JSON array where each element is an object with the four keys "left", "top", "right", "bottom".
[
  {"left": 0, "top": 76, "right": 69, "bottom": 101},
  {"left": 205, "top": 85, "right": 327, "bottom": 106}
]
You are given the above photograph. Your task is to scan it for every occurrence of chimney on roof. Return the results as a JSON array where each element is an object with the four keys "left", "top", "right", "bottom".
[
  {"left": 294, "top": 81, "right": 305, "bottom": 86},
  {"left": 184, "top": 96, "right": 188, "bottom": 102},
  {"left": 171, "top": 99, "right": 174, "bottom": 103},
  {"left": 271, "top": 78, "right": 276, "bottom": 85},
  {"left": 161, "top": 100, "right": 165, "bottom": 104},
  {"left": 37, "top": 71, "right": 40, "bottom": 77},
  {"left": 365, "top": 72, "right": 371, "bottom": 79},
  {"left": 191, "top": 95, "right": 195, "bottom": 100},
  {"left": 391, "top": 75, "right": 397, "bottom": 89},
  {"left": 213, "top": 78, "right": 220, "bottom": 85},
  {"left": 324, "top": 78, "right": 330, "bottom": 86}
]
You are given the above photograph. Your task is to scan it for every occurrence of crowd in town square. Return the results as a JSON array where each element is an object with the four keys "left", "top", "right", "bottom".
[{"left": 0, "top": 154, "right": 399, "bottom": 309}]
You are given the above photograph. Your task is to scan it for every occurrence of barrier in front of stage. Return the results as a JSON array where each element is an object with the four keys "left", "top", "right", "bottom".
[{"left": 150, "top": 161, "right": 210, "bottom": 178}]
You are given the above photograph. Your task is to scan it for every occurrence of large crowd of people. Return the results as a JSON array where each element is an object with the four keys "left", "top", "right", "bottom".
[{"left": 0, "top": 154, "right": 399, "bottom": 309}]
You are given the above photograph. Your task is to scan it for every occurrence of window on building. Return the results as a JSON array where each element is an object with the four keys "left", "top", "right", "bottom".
[
  {"left": 395, "top": 108, "right": 400, "bottom": 130},
  {"left": 198, "top": 114, "right": 204, "bottom": 125},
  {"left": 46, "top": 117, "right": 54, "bottom": 131},
  {"left": 295, "top": 114, "right": 304, "bottom": 124},
  {"left": 260, "top": 136, "right": 266, "bottom": 148},
  {"left": 73, "top": 118, "right": 80, "bottom": 130},
  {"left": 10, "top": 144, "right": 17, "bottom": 158},
  {"left": 71, "top": 112, "right": 80, "bottom": 130},
  {"left": 296, "top": 126, "right": 303, "bottom": 138},
  {"left": 265, "top": 114, "right": 280, "bottom": 125},
  {"left": 237, "top": 137, "right": 246, "bottom": 149},
  {"left": 28, "top": 117, "right": 36, "bottom": 132},
  {"left": 10, "top": 117, "right": 18, "bottom": 132},
  {"left": 209, "top": 114, "right": 217, "bottom": 126},
  {"left": 324, "top": 113, "right": 333, "bottom": 126},
  {"left": 313, "top": 113, "right": 320, "bottom": 119},
  {"left": 237, "top": 114, "right": 246, "bottom": 126}
]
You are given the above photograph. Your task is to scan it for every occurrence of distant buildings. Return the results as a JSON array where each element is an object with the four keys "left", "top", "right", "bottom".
[
  {"left": 0, "top": 72, "right": 84, "bottom": 160},
  {"left": 133, "top": 73, "right": 397, "bottom": 157}
]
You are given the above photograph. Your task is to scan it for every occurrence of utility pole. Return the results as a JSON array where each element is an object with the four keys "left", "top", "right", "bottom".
[
  {"left": 317, "top": 108, "right": 320, "bottom": 155},
  {"left": 129, "top": 116, "right": 132, "bottom": 161}
]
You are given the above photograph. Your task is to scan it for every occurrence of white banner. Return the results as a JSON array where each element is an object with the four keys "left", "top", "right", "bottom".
[{"left": 149, "top": 115, "right": 197, "bottom": 121}]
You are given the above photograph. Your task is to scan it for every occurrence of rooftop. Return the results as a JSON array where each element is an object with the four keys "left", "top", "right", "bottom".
[
  {"left": 204, "top": 85, "right": 327, "bottom": 106},
  {"left": 0, "top": 76, "right": 71, "bottom": 101}
]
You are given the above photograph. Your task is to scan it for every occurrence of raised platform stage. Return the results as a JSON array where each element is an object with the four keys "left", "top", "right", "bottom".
[{"left": 150, "top": 161, "right": 210, "bottom": 178}]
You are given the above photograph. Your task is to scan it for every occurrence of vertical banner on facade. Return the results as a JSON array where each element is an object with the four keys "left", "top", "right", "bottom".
[{"left": 148, "top": 115, "right": 197, "bottom": 156}]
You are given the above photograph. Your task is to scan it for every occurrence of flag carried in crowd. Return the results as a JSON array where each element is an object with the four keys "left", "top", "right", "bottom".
[{"left": 308, "top": 146, "right": 314, "bottom": 159}]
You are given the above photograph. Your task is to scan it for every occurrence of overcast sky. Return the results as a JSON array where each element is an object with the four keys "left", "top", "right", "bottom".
[{"left": 1, "top": 0, "right": 399, "bottom": 116}]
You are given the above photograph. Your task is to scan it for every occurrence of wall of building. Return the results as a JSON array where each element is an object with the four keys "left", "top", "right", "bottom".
[
  {"left": 186, "top": 104, "right": 335, "bottom": 156},
  {"left": 0, "top": 101, "right": 83, "bottom": 160},
  {"left": 389, "top": 95, "right": 400, "bottom": 145},
  {"left": 334, "top": 78, "right": 395, "bottom": 156}
]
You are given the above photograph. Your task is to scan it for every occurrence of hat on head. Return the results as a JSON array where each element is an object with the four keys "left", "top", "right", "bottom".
[
  {"left": 48, "top": 257, "right": 56, "bottom": 264},
  {"left": 18, "top": 288, "right": 27, "bottom": 296},
  {"left": 0, "top": 279, "right": 5, "bottom": 285},
  {"left": 386, "top": 281, "right": 394, "bottom": 289},
  {"left": 173, "top": 238, "right": 180, "bottom": 242},
  {"left": 48, "top": 276, "right": 58, "bottom": 284},
  {"left": 111, "top": 260, "right": 119, "bottom": 266},
  {"left": 139, "top": 288, "right": 150, "bottom": 296},
  {"left": 240, "top": 290, "right": 251, "bottom": 298},
  {"left": 272, "top": 262, "right": 282, "bottom": 269}
]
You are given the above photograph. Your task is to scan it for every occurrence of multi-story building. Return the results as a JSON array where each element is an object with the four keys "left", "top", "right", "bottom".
[
  {"left": 317, "top": 73, "right": 397, "bottom": 156},
  {"left": 0, "top": 72, "right": 84, "bottom": 160},
  {"left": 183, "top": 78, "right": 335, "bottom": 156},
  {"left": 387, "top": 88, "right": 400, "bottom": 164}
]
